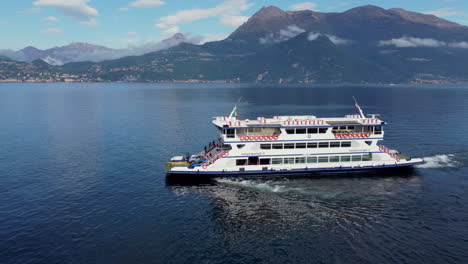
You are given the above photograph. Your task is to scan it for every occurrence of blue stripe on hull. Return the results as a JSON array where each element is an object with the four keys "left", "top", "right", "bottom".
[{"left": 167, "top": 161, "right": 424, "bottom": 177}]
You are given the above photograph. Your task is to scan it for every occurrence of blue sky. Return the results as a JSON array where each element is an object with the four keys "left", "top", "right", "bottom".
[{"left": 1, "top": 0, "right": 467, "bottom": 50}]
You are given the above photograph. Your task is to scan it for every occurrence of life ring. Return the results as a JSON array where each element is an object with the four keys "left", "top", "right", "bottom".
[
  {"left": 396, "top": 157, "right": 401, "bottom": 162},
  {"left": 202, "top": 164, "right": 208, "bottom": 169},
  {"left": 224, "top": 150, "right": 229, "bottom": 156},
  {"left": 385, "top": 148, "right": 389, "bottom": 154},
  {"left": 379, "top": 145, "right": 384, "bottom": 151},
  {"left": 273, "top": 135, "right": 279, "bottom": 140}
]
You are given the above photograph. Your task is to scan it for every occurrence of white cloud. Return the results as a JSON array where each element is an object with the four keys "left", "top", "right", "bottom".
[
  {"left": 289, "top": 2, "right": 317, "bottom": 11},
  {"left": 44, "top": 16, "right": 58, "bottom": 22},
  {"left": 260, "top": 25, "right": 306, "bottom": 44},
  {"left": 378, "top": 36, "right": 468, "bottom": 49},
  {"left": 307, "top": 32, "right": 350, "bottom": 45},
  {"left": 198, "top": 33, "right": 229, "bottom": 44},
  {"left": 41, "top": 27, "right": 63, "bottom": 34},
  {"left": 155, "top": 0, "right": 252, "bottom": 34},
  {"left": 33, "top": 0, "right": 98, "bottom": 26},
  {"left": 424, "top": 7, "right": 462, "bottom": 17},
  {"left": 378, "top": 37, "right": 446, "bottom": 48},
  {"left": 219, "top": 15, "right": 249, "bottom": 27},
  {"left": 448, "top": 41, "right": 468, "bottom": 48},
  {"left": 129, "top": 0, "right": 165, "bottom": 8}
]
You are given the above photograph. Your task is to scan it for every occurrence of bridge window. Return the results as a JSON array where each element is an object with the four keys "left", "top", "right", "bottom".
[
  {"left": 226, "top": 129, "right": 235, "bottom": 138},
  {"left": 237, "top": 144, "right": 245, "bottom": 149},
  {"left": 308, "top": 128, "right": 318, "bottom": 134},
  {"left": 374, "top": 126, "right": 382, "bottom": 135},
  {"left": 318, "top": 128, "right": 328, "bottom": 134},
  {"left": 286, "top": 128, "right": 295, "bottom": 134}
]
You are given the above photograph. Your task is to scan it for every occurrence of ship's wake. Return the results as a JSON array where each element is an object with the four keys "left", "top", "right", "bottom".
[{"left": 417, "top": 154, "right": 462, "bottom": 169}]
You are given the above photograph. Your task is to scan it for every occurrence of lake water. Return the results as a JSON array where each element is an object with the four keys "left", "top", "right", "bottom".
[{"left": 0, "top": 83, "right": 467, "bottom": 264}]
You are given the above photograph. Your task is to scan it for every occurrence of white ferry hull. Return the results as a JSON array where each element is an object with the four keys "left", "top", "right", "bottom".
[{"left": 167, "top": 159, "right": 424, "bottom": 177}]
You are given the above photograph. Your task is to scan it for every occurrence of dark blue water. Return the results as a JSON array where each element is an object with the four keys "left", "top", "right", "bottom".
[{"left": 0, "top": 83, "right": 467, "bottom": 264}]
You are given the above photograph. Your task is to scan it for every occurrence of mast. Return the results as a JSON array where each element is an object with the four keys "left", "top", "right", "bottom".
[{"left": 353, "top": 96, "right": 366, "bottom": 119}]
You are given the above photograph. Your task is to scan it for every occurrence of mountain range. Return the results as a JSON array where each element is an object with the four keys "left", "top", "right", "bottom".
[{"left": 1, "top": 5, "right": 468, "bottom": 84}]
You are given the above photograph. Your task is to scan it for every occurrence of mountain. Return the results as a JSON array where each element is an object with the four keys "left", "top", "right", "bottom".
[
  {"left": 0, "top": 33, "right": 190, "bottom": 65},
  {"left": 2, "top": 5, "right": 468, "bottom": 84}
]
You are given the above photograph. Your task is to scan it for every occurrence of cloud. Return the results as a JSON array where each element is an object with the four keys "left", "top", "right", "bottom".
[
  {"left": 260, "top": 25, "right": 305, "bottom": 44},
  {"left": 155, "top": 0, "right": 252, "bottom": 34},
  {"left": 307, "top": 32, "right": 350, "bottom": 45},
  {"left": 198, "top": 33, "right": 229, "bottom": 44},
  {"left": 129, "top": 0, "right": 165, "bottom": 8},
  {"left": 378, "top": 36, "right": 468, "bottom": 49},
  {"left": 44, "top": 16, "right": 58, "bottom": 22},
  {"left": 289, "top": 2, "right": 317, "bottom": 11},
  {"left": 219, "top": 15, "right": 249, "bottom": 27},
  {"left": 33, "top": 0, "right": 98, "bottom": 26},
  {"left": 41, "top": 27, "right": 63, "bottom": 34},
  {"left": 378, "top": 37, "right": 446, "bottom": 48},
  {"left": 424, "top": 7, "right": 462, "bottom": 17}
]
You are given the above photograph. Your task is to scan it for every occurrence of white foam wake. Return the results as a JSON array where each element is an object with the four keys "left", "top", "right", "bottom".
[
  {"left": 416, "top": 154, "right": 459, "bottom": 169},
  {"left": 216, "top": 178, "right": 304, "bottom": 194}
]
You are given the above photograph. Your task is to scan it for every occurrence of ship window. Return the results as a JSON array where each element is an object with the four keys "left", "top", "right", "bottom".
[
  {"left": 286, "top": 128, "right": 295, "bottom": 134},
  {"left": 295, "top": 157, "right": 306, "bottom": 164},
  {"left": 339, "top": 126, "right": 346, "bottom": 130},
  {"left": 318, "top": 156, "right": 329, "bottom": 163},
  {"left": 318, "top": 128, "right": 328, "bottom": 134},
  {"left": 362, "top": 154, "right": 372, "bottom": 161},
  {"left": 341, "top": 141, "right": 351, "bottom": 147},
  {"left": 226, "top": 129, "right": 235, "bottom": 138},
  {"left": 272, "top": 158, "right": 283, "bottom": 164},
  {"left": 319, "top": 142, "right": 329, "bottom": 148},
  {"left": 348, "top": 126, "right": 354, "bottom": 130},
  {"left": 365, "top": 141, "right": 372, "bottom": 146},
  {"left": 330, "top": 142, "right": 340, "bottom": 148},
  {"left": 307, "top": 142, "right": 318, "bottom": 148},
  {"left": 296, "top": 143, "right": 306, "bottom": 149},
  {"left": 374, "top": 126, "right": 382, "bottom": 135},
  {"left": 260, "top": 158, "right": 270, "bottom": 165},
  {"left": 352, "top": 155, "right": 362, "bottom": 162},
  {"left": 284, "top": 157, "right": 295, "bottom": 164},
  {"left": 308, "top": 128, "right": 318, "bottom": 134},
  {"left": 296, "top": 128, "right": 306, "bottom": 134},
  {"left": 272, "top": 143, "right": 283, "bottom": 149},
  {"left": 284, "top": 143, "right": 295, "bottom": 149},
  {"left": 222, "top": 144, "right": 232, "bottom": 150},
  {"left": 237, "top": 144, "right": 245, "bottom": 149},
  {"left": 341, "top": 156, "right": 351, "bottom": 162},
  {"left": 236, "top": 159, "right": 247, "bottom": 166},
  {"left": 260, "top": 144, "right": 271, "bottom": 150},
  {"left": 239, "top": 168, "right": 245, "bottom": 171},
  {"left": 329, "top": 156, "right": 340, "bottom": 162},
  {"left": 307, "top": 157, "right": 317, "bottom": 163}
]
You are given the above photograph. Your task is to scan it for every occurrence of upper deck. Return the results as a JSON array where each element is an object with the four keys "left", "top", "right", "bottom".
[{"left": 212, "top": 115, "right": 383, "bottom": 128}]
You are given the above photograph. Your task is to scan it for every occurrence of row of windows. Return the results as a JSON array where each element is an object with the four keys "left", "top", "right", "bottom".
[
  {"left": 285, "top": 128, "right": 328, "bottom": 134},
  {"left": 235, "top": 154, "right": 372, "bottom": 166},
  {"left": 260, "top": 141, "right": 352, "bottom": 150}
]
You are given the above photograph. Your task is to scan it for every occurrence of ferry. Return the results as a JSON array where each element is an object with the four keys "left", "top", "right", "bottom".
[{"left": 166, "top": 99, "right": 424, "bottom": 177}]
